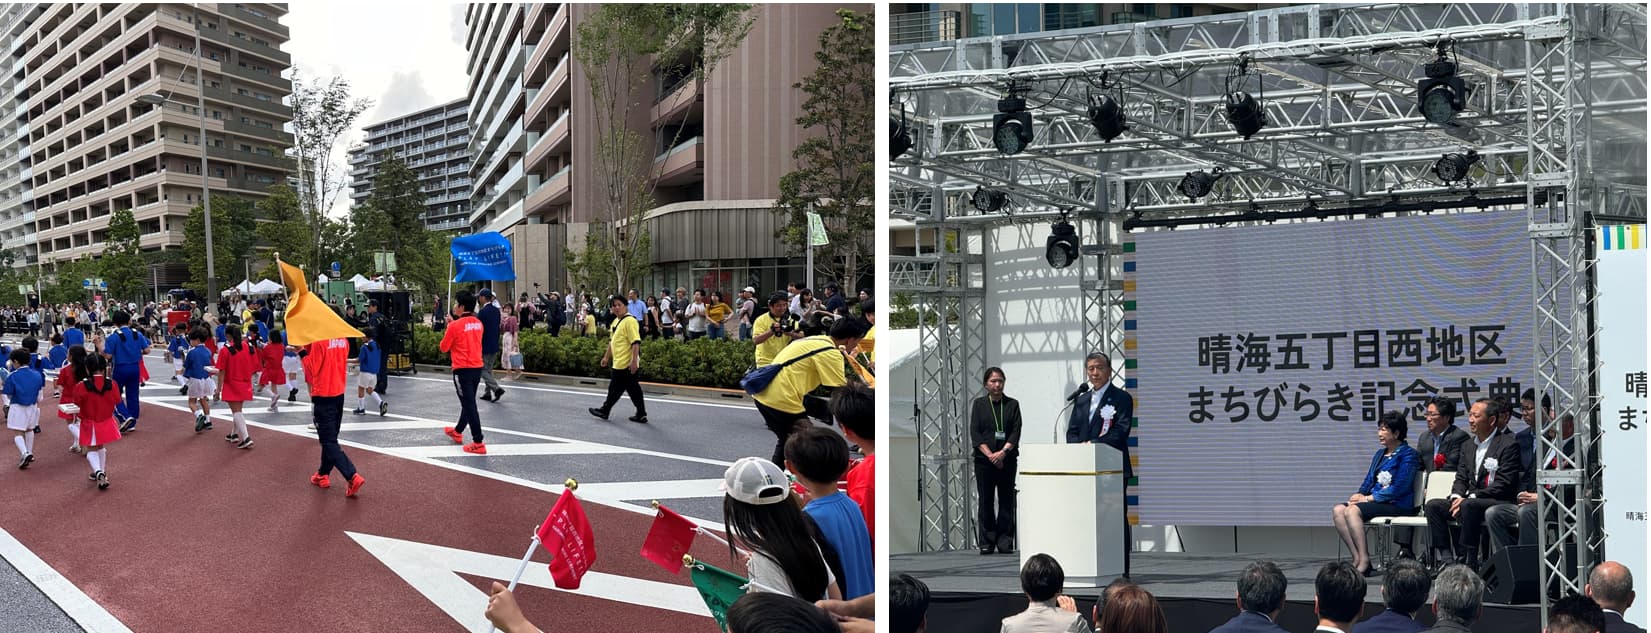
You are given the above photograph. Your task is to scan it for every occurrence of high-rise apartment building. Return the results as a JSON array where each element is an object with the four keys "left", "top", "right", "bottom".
[
  {"left": 19, "top": 3, "right": 293, "bottom": 286},
  {"left": 0, "top": 4, "right": 44, "bottom": 270},
  {"left": 347, "top": 98, "right": 471, "bottom": 232},
  {"left": 467, "top": 3, "right": 871, "bottom": 298}
]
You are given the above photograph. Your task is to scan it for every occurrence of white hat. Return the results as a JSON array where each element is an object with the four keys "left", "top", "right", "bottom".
[
  {"left": 721, "top": 457, "right": 790, "bottom": 505},
  {"left": 742, "top": 286, "right": 756, "bottom": 294}
]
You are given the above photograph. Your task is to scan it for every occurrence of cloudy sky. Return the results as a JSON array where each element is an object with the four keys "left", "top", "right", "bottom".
[{"left": 283, "top": 1, "right": 470, "bottom": 217}]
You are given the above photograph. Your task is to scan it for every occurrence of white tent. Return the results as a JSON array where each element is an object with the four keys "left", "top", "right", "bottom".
[
  {"left": 220, "top": 280, "right": 256, "bottom": 297},
  {"left": 250, "top": 279, "right": 283, "bottom": 295}
]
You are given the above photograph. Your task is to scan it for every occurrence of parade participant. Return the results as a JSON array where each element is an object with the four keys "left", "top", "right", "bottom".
[
  {"left": 282, "top": 338, "right": 302, "bottom": 402},
  {"left": 303, "top": 336, "right": 365, "bottom": 497},
  {"left": 54, "top": 347, "right": 88, "bottom": 454},
  {"left": 215, "top": 324, "right": 257, "bottom": 449},
  {"left": 259, "top": 330, "right": 288, "bottom": 413},
  {"left": 4, "top": 349, "right": 44, "bottom": 469},
  {"left": 182, "top": 327, "right": 216, "bottom": 433},
  {"left": 587, "top": 295, "right": 647, "bottom": 424},
  {"left": 355, "top": 328, "right": 385, "bottom": 416},
  {"left": 46, "top": 333, "right": 68, "bottom": 393},
  {"left": 102, "top": 311, "right": 151, "bottom": 434},
  {"left": 440, "top": 290, "right": 487, "bottom": 454},
  {"left": 72, "top": 354, "right": 120, "bottom": 490},
  {"left": 166, "top": 323, "right": 189, "bottom": 388}
]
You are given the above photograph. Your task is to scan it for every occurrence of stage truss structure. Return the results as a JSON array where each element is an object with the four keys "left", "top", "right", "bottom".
[{"left": 889, "top": 3, "right": 1645, "bottom": 615}]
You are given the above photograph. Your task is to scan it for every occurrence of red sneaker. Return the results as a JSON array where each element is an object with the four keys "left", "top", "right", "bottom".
[
  {"left": 443, "top": 426, "right": 463, "bottom": 444},
  {"left": 345, "top": 473, "right": 365, "bottom": 498},
  {"left": 310, "top": 473, "right": 331, "bottom": 489},
  {"left": 463, "top": 442, "right": 487, "bottom": 455}
]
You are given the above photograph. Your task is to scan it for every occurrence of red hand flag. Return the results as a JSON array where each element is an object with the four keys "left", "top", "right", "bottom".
[
  {"left": 640, "top": 504, "right": 698, "bottom": 574},
  {"left": 536, "top": 490, "right": 596, "bottom": 589}
]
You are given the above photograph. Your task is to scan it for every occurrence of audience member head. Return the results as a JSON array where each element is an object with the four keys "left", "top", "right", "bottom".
[
  {"left": 1098, "top": 584, "right": 1168, "bottom": 633},
  {"left": 827, "top": 316, "right": 868, "bottom": 345},
  {"left": 1378, "top": 410, "right": 1408, "bottom": 445},
  {"left": 1587, "top": 561, "right": 1636, "bottom": 612},
  {"left": 891, "top": 573, "right": 931, "bottom": 633},
  {"left": 1431, "top": 564, "right": 1485, "bottom": 625},
  {"left": 726, "top": 592, "right": 840, "bottom": 633},
  {"left": 111, "top": 310, "right": 130, "bottom": 325},
  {"left": 721, "top": 457, "right": 830, "bottom": 601},
  {"left": 1381, "top": 558, "right": 1431, "bottom": 617},
  {"left": 1097, "top": 576, "right": 1138, "bottom": 618},
  {"left": 1314, "top": 561, "right": 1367, "bottom": 626},
  {"left": 1547, "top": 594, "right": 1606, "bottom": 633},
  {"left": 829, "top": 380, "right": 874, "bottom": 449},
  {"left": 1021, "top": 553, "right": 1066, "bottom": 602},
  {"left": 1237, "top": 560, "right": 1288, "bottom": 617},
  {"left": 784, "top": 425, "right": 850, "bottom": 486}
]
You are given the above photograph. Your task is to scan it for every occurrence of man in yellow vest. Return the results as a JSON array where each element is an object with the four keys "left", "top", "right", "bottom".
[{"left": 752, "top": 316, "right": 867, "bottom": 466}]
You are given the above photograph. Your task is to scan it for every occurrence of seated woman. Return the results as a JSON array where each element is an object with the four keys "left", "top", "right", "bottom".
[{"left": 1331, "top": 410, "right": 1419, "bottom": 576}]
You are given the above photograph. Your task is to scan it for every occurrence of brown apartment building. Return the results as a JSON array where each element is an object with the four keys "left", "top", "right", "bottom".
[
  {"left": 468, "top": 3, "right": 870, "bottom": 300},
  {"left": 19, "top": 3, "right": 292, "bottom": 287}
]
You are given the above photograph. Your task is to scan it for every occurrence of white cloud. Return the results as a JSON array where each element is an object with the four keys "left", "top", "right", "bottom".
[{"left": 282, "top": 1, "right": 469, "bottom": 218}]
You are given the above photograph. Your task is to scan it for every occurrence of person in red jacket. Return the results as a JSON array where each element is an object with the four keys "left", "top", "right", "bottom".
[
  {"left": 303, "top": 336, "right": 364, "bottom": 497},
  {"left": 440, "top": 289, "right": 487, "bottom": 454}
]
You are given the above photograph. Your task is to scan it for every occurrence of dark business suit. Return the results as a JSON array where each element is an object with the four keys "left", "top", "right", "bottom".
[
  {"left": 970, "top": 395, "right": 1022, "bottom": 550},
  {"left": 1423, "top": 429, "right": 1523, "bottom": 565},
  {"left": 1606, "top": 610, "right": 1648, "bottom": 633},
  {"left": 1207, "top": 610, "right": 1288, "bottom": 633},
  {"left": 1396, "top": 425, "right": 1470, "bottom": 549},
  {"left": 1064, "top": 382, "right": 1134, "bottom": 574},
  {"left": 1352, "top": 609, "right": 1427, "bottom": 633}
]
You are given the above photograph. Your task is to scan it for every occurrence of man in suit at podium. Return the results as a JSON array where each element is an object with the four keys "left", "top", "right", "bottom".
[{"left": 1065, "top": 351, "right": 1134, "bottom": 576}]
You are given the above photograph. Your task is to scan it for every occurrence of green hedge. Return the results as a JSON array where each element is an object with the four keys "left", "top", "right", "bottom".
[{"left": 411, "top": 325, "right": 755, "bottom": 389}]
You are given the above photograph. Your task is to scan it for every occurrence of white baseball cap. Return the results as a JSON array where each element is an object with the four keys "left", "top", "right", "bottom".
[
  {"left": 742, "top": 286, "right": 756, "bottom": 294},
  {"left": 721, "top": 457, "right": 790, "bottom": 505}
]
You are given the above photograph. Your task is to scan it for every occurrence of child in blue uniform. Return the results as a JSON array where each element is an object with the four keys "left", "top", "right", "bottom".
[
  {"left": 182, "top": 328, "right": 217, "bottom": 433},
  {"left": 355, "top": 332, "right": 384, "bottom": 416},
  {"left": 4, "top": 349, "right": 45, "bottom": 469}
]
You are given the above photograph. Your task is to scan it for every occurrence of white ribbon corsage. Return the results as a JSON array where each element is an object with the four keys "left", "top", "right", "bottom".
[
  {"left": 1483, "top": 457, "right": 1499, "bottom": 472},
  {"left": 1377, "top": 470, "right": 1392, "bottom": 488},
  {"left": 1099, "top": 404, "right": 1117, "bottom": 422}
]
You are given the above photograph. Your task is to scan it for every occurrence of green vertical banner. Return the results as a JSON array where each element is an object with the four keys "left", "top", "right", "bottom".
[
  {"left": 807, "top": 212, "right": 829, "bottom": 247},
  {"left": 689, "top": 560, "right": 749, "bottom": 632}
]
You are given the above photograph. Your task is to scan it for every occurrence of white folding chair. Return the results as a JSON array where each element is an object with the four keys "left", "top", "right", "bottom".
[{"left": 1367, "top": 471, "right": 1455, "bottom": 567}]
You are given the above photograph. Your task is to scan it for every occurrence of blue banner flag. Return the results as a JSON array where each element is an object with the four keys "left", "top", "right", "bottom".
[{"left": 451, "top": 232, "right": 516, "bottom": 282}]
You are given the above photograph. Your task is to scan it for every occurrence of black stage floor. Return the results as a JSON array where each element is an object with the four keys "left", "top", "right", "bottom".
[{"left": 893, "top": 550, "right": 1541, "bottom": 632}]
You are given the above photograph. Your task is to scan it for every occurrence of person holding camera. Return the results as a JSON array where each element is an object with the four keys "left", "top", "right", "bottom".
[
  {"left": 753, "top": 292, "right": 804, "bottom": 367},
  {"left": 750, "top": 316, "right": 868, "bottom": 468}
]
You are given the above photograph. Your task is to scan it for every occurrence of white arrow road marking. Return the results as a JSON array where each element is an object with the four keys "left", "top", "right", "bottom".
[
  {"left": 573, "top": 479, "right": 727, "bottom": 504},
  {"left": 346, "top": 531, "right": 710, "bottom": 633},
  {"left": 395, "top": 443, "right": 633, "bottom": 458}
]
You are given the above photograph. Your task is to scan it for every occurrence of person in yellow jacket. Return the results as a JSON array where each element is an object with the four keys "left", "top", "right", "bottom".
[
  {"left": 752, "top": 292, "right": 803, "bottom": 366},
  {"left": 751, "top": 316, "right": 867, "bottom": 467}
]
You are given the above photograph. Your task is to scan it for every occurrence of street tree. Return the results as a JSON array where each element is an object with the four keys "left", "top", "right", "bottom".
[
  {"left": 255, "top": 183, "right": 313, "bottom": 278},
  {"left": 568, "top": 3, "right": 756, "bottom": 295},
  {"left": 100, "top": 207, "right": 148, "bottom": 303},
  {"left": 775, "top": 9, "right": 874, "bottom": 295},
  {"left": 290, "top": 72, "right": 373, "bottom": 272},
  {"left": 183, "top": 195, "right": 257, "bottom": 295},
  {"left": 350, "top": 155, "right": 448, "bottom": 294}
]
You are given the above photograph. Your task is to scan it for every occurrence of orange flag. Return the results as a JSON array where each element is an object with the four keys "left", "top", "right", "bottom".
[{"left": 277, "top": 257, "right": 362, "bottom": 346}]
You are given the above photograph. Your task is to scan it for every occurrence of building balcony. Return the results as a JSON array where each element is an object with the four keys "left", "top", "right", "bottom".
[
  {"left": 224, "top": 119, "right": 293, "bottom": 145},
  {"left": 652, "top": 136, "right": 703, "bottom": 187},
  {"left": 207, "top": 145, "right": 288, "bottom": 170},
  {"left": 890, "top": 10, "right": 962, "bottom": 46},
  {"left": 197, "top": 25, "right": 291, "bottom": 66},
  {"left": 219, "top": 4, "right": 290, "bottom": 38},
  {"left": 525, "top": 111, "right": 569, "bottom": 171},
  {"left": 220, "top": 61, "right": 288, "bottom": 92},
  {"left": 523, "top": 165, "right": 570, "bottom": 218},
  {"left": 526, "top": 53, "right": 570, "bottom": 124},
  {"left": 203, "top": 86, "right": 293, "bottom": 118},
  {"left": 651, "top": 77, "right": 703, "bottom": 127}
]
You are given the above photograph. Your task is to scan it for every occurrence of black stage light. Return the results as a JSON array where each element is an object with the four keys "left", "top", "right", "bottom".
[
  {"left": 1224, "top": 91, "right": 1266, "bottom": 139},
  {"left": 1046, "top": 220, "right": 1078, "bottom": 268},
  {"left": 971, "top": 186, "right": 1008, "bottom": 213},
  {"left": 1433, "top": 150, "right": 1481, "bottom": 184},
  {"left": 891, "top": 108, "right": 912, "bottom": 160},
  {"left": 992, "top": 95, "right": 1033, "bottom": 155},
  {"left": 1088, "top": 94, "right": 1127, "bottom": 143},
  {"left": 1418, "top": 57, "right": 1467, "bottom": 124},
  {"left": 1178, "top": 167, "right": 1225, "bottom": 199}
]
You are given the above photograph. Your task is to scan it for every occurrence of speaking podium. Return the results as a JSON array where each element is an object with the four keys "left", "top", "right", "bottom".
[{"left": 1017, "top": 444, "right": 1127, "bottom": 578}]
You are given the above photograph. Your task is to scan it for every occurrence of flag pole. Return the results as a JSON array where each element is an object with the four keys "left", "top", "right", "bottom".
[{"left": 487, "top": 479, "right": 576, "bottom": 633}]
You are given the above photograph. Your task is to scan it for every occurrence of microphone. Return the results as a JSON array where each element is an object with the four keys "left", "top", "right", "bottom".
[{"left": 1065, "top": 383, "right": 1091, "bottom": 403}]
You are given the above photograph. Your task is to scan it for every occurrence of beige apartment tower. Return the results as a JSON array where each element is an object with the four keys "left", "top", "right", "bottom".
[{"left": 20, "top": 3, "right": 293, "bottom": 287}]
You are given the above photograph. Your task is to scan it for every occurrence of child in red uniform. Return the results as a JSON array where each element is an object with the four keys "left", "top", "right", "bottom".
[
  {"left": 259, "top": 330, "right": 288, "bottom": 413},
  {"left": 72, "top": 354, "right": 121, "bottom": 490},
  {"left": 54, "top": 347, "right": 88, "bottom": 455},
  {"left": 215, "top": 324, "right": 258, "bottom": 449}
]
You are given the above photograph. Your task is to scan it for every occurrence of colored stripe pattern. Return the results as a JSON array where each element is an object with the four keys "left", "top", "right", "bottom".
[
  {"left": 1122, "top": 238, "right": 1139, "bottom": 526},
  {"left": 1601, "top": 224, "right": 1646, "bottom": 250}
]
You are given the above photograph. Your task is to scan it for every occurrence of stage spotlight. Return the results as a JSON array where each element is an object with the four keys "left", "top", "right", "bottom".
[
  {"left": 1178, "top": 168, "right": 1225, "bottom": 200},
  {"left": 1088, "top": 94, "right": 1127, "bottom": 143},
  {"left": 1046, "top": 220, "right": 1078, "bottom": 268},
  {"left": 1432, "top": 150, "right": 1481, "bottom": 184},
  {"left": 992, "top": 95, "right": 1033, "bottom": 155},
  {"left": 890, "top": 118, "right": 911, "bottom": 160},
  {"left": 1224, "top": 91, "right": 1267, "bottom": 139},
  {"left": 1418, "top": 52, "right": 1467, "bottom": 124},
  {"left": 971, "top": 186, "right": 1008, "bottom": 213}
]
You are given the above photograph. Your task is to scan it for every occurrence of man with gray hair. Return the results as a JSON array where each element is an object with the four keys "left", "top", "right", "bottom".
[
  {"left": 1587, "top": 561, "right": 1644, "bottom": 633},
  {"left": 1420, "top": 564, "right": 1483, "bottom": 633},
  {"left": 1208, "top": 560, "right": 1288, "bottom": 633}
]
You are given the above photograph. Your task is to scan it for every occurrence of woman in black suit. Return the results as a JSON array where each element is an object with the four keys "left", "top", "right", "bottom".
[
  {"left": 970, "top": 367, "right": 1022, "bottom": 555},
  {"left": 1332, "top": 410, "right": 1420, "bottom": 576}
]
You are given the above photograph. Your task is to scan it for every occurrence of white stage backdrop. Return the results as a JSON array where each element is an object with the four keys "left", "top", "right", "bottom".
[
  {"left": 1133, "top": 211, "right": 1535, "bottom": 526},
  {"left": 1597, "top": 226, "right": 1646, "bottom": 627}
]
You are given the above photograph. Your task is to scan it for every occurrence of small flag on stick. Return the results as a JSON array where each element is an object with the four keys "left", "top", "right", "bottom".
[
  {"left": 687, "top": 555, "right": 749, "bottom": 633},
  {"left": 640, "top": 502, "right": 699, "bottom": 574},
  {"left": 536, "top": 479, "right": 596, "bottom": 590}
]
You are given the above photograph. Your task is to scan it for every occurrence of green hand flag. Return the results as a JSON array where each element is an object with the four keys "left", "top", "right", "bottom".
[{"left": 689, "top": 560, "right": 749, "bottom": 632}]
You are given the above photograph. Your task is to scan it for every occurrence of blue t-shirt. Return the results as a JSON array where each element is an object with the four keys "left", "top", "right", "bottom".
[
  {"left": 62, "top": 327, "right": 84, "bottom": 348},
  {"left": 3, "top": 366, "right": 44, "bottom": 407},
  {"left": 803, "top": 492, "right": 874, "bottom": 600},
  {"left": 358, "top": 341, "right": 383, "bottom": 375},
  {"left": 215, "top": 324, "right": 227, "bottom": 344},
  {"left": 168, "top": 335, "right": 189, "bottom": 359},
  {"left": 183, "top": 345, "right": 214, "bottom": 380},
  {"left": 103, "top": 327, "right": 151, "bottom": 366},
  {"left": 47, "top": 344, "right": 68, "bottom": 370}
]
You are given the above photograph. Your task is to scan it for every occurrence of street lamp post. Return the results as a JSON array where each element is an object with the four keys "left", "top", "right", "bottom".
[{"left": 136, "top": 3, "right": 214, "bottom": 298}]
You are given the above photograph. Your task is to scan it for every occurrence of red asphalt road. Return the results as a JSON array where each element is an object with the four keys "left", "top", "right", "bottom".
[{"left": 0, "top": 395, "right": 714, "bottom": 632}]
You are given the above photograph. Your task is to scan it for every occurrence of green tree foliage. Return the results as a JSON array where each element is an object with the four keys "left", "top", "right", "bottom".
[
  {"left": 182, "top": 195, "right": 257, "bottom": 294},
  {"left": 775, "top": 9, "right": 874, "bottom": 295},
  {"left": 348, "top": 156, "right": 450, "bottom": 294},
  {"left": 290, "top": 72, "right": 373, "bottom": 272},
  {"left": 43, "top": 257, "right": 100, "bottom": 305},
  {"left": 255, "top": 183, "right": 313, "bottom": 278},
  {"left": 99, "top": 208, "right": 147, "bottom": 303},
  {"left": 568, "top": 4, "right": 755, "bottom": 295}
]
